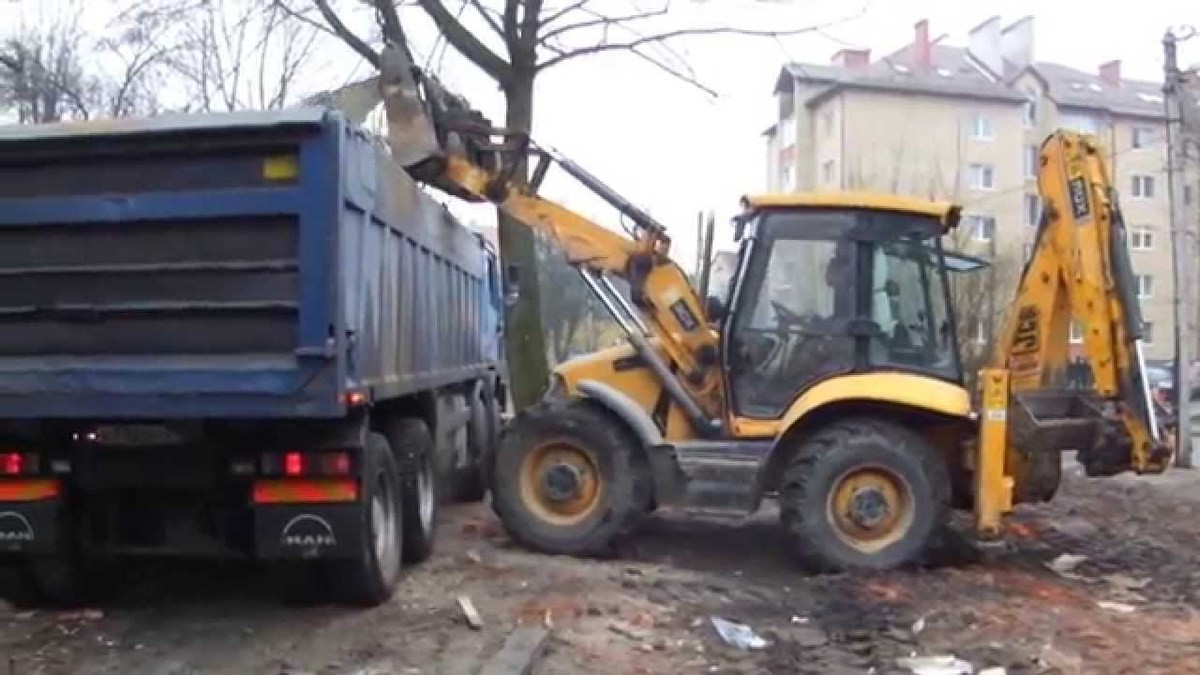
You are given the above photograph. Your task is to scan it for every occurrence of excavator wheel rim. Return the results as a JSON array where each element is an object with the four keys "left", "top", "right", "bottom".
[
  {"left": 519, "top": 439, "right": 604, "bottom": 526},
  {"left": 825, "top": 464, "right": 914, "bottom": 554}
]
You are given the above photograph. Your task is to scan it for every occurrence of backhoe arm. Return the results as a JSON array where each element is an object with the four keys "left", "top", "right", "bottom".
[
  {"left": 974, "top": 129, "right": 1171, "bottom": 535},
  {"left": 372, "top": 45, "right": 725, "bottom": 433}
]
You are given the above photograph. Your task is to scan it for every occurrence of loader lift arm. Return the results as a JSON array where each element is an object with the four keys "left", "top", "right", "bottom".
[
  {"left": 373, "top": 45, "right": 725, "bottom": 435},
  {"left": 973, "top": 130, "right": 1172, "bottom": 536}
]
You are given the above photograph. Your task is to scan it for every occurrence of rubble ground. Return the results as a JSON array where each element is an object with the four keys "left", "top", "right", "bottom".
[{"left": 2, "top": 453, "right": 1200, "bottom": 674}]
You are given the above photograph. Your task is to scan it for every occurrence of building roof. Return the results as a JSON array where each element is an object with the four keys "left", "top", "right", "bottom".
[
  {"left": 1026, "top": 62, "right": 1165, "bottom": 119},
  {"left": 779, "top": 43, "right": 1026, "bottom": 109}
]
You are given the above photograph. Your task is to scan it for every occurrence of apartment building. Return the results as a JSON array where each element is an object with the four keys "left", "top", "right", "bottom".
[{"left": 764, "top": 16, "right": 1177, "bottom": 361}]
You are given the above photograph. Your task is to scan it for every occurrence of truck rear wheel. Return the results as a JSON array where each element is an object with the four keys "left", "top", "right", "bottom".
[
  {"left": 491, "top": 399, "right": 642, "bottom": 557},
  {"left": 387, "top": 417, "right": 439, "bottom": 564},
  {"left": 450, "top": 383, "right": 496, "bottom": 503},
  {"left": 779, "top": 417, "right": 949, "bottom": 573},
  {"left": 329, "top": 431, "right": 404, "bottom": 606}
]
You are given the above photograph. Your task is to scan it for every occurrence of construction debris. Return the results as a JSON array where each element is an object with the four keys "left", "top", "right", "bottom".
[
  {"left": 478, "top": 627, "right": 550, "bottom": 675},
  {"left": 456, "top": 596, "right": 483, "bottom": 630},
  {"left": 1045, "top": 553, "right": 1088, "bottom": 579},
  {"left": 895, "top": 654, "right": 973, "bottom": 675},
  {"left": 709, "top": 616, "right": 768, "bottom": 650}
]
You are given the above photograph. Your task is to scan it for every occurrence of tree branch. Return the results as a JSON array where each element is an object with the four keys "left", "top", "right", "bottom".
[
  {"left": 312, "top": 0, "right": 380, "bottom": 67},
  {"left": 502, "top": 0, "right": 520, "bottom": 57},
  {"left": 519, "top": 0, "right": 545, "bottom": 52},
  {"left": 272, "top": 1, "right": 343, "bottom": 42},
  {"left": 538, "top": 0, "right": 589, "bottom": 31},
  {"left": 467, "top": 0, "right": 506, "bottom": 40},
  {"left": 628, "top": 46, "right": 715, "bottom": 97},
  {"left": 417, "top": 0, "right": 511, "bottom": 82},
  {"left": 371, "top": 0, "right": 407, "bottom": 46},
  {"left": 537, "top": 10, "right": 866, "bottom": 73},
  {"left": 538, "top": 5, "right": 668, "bottom": 45}
]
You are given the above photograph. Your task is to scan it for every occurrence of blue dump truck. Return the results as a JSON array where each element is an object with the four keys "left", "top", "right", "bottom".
[{"left": 0, "top": 107, "right": 510, "bottom": 606}]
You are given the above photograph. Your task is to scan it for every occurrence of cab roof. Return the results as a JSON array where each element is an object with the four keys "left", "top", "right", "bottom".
[{"left": 741, "top": 192, "right": 961, "bottom": 230}]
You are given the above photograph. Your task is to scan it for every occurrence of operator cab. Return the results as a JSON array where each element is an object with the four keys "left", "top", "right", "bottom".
[{"left": 717, "top": 193, "right": 975, "bottom": 419}]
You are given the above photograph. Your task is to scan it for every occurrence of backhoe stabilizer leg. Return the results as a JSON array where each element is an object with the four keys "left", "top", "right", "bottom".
[{"left": 975, "top": 368, "right": 1015, "bottom": 538}]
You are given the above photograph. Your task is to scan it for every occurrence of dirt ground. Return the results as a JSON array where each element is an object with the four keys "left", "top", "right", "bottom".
[{"left": 2, "top": 453, "right": 1200, "bottom": 675}]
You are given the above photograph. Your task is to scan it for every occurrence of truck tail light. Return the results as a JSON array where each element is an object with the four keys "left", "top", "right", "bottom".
[
  {"left": 261, "top": 450, "right": 354, "bottom": 477},
  {"left": 284, "top": 451, "right": 305, "bottom": 476},
  {"left": 1, "top": 452, "right": 38, "bottom": 476}
]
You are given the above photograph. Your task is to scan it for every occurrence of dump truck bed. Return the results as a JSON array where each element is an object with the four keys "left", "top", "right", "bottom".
[{"left": 0, "top": 107, "right": 499, "bottom": 419}]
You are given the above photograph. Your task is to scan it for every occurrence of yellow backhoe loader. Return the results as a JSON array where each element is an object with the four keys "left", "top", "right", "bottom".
[{"left": 343, "top": 44, "right": 1172, "bottom": 571}]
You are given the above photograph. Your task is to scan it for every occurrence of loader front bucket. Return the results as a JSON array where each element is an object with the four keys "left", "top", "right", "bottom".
[{"left": 377, "top": 44, "right": 446, "bottom": 176}]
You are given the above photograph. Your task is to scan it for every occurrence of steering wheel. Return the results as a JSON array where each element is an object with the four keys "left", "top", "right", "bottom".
[{"left": 771, "top": 300, "right": 807, "bottom": 326}]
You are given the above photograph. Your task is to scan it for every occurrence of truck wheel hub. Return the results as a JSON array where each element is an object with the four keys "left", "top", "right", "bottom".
[
  {"left": 519, "top": 440, "right": 603, "bottom": 526},
  {"left": 543, "top": 462, "right": 583, "bottom": 502},
  {"left": 848, "top": 487, "right": 889, "bottom": 528},
  {"left": 827, "top": 466, "right": 914, "bottom": 554}
]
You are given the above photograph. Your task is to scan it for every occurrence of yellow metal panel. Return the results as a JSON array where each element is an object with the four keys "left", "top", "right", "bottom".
[
  {"left": 263, "top": 154, "right": 299, "bottom": 181},
  {"left": 974, "top": 368, "right": 1014, "bottom": 537},
  {"left": 740, "top": 191, "right": 960, "bottom": 226},
  {"left": 774, "top": 372, "right": 972, "bottom": 437}
]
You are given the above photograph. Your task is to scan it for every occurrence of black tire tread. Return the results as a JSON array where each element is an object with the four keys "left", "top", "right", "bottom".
[
  {"left": 779, "top": 416, "right": 950, "bottom": 573},
  {"left": 492, "top": 398, "right": 647, "bottom": 557},
  {"left": 388, "top": 417, "right": 439, "bottom": 565},
  {"left": 329, "top": 431, "right": 403, "bottom": 607}
]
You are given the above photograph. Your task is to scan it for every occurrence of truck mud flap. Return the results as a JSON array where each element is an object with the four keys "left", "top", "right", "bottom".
[
  {"left": 254, "top": 504, "right": 364, "bottom": 560},
  {"left": 0, "top": 497, "right": 62, "bottom": 556}
]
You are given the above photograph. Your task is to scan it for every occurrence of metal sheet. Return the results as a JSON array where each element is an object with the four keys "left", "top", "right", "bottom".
[
  {"left": 0, "top": 106, "right": 328, "bottom": 141},
  {"left": 0, "top": 109, "right": 502, "bottom": 420}
]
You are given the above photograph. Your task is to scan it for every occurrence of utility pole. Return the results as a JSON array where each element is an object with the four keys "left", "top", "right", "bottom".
[{"left": 1164, "top": 29, "right": 1196, "bottom": 468}]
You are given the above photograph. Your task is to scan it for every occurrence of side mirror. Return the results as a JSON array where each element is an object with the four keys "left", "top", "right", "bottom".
[
  {"left": 504, "top": 263, "right": 521, "bottom": 308},
  {"left": 704, "top": 295, "right": 727, "bottom": 323}
]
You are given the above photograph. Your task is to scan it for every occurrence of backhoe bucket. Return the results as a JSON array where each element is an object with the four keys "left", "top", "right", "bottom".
[{"left": 376, "top": 44, "right": 446, "bottom": 175}]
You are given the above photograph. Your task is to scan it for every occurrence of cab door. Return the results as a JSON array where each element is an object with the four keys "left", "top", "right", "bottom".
[{"left": 723, "top": 212, "right": 861, "bottom": 419}]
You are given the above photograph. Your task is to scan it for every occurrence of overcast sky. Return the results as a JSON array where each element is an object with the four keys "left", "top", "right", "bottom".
[{"left": 4, "top": 0, "right": 1198, "bottom": 274}]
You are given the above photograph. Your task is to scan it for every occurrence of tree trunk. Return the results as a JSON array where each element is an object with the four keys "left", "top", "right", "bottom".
[{"left": 500, "top": 71, "right": 550, "bottom": 410}]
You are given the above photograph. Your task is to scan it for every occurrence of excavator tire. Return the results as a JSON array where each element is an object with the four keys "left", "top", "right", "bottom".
[
  {"left": 491, "top": 398, "right": 644, "bottom": 557},
  {"left": 779, "top": 417, "right": 949, "bottom": 573}
]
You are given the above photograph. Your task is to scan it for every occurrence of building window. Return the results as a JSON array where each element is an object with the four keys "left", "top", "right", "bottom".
[
  {"left": 1060, "top": 113, "right": 1098, "bottom": 134},
  {"left": 822, "top": 160, "right": 836, "bottom": 185},
  {"left": 780, "top": 115, "right": 796, "bottom": 148},
  {"left": 780, "top": 164, "right": 795, "bottom": 191},
  {"left": 1131, "top": 175, "right": 1155, "bottom": 199},
  {"left": 822, "top": 111, "right": 834, "bottom": 138},
  {"left": 1024, "top": 145, "right": 1038, "bottom": 179},
  {"left": 1023, "top": 98, "right": 1037, "bottom": 128},
  {"left": 1069, "top": 320, "right": 1084, "bottom": 344},
  {"left": 969, "top": 164, "right": 996, "bottom": 190},
  {"left": 1025, "top": 194, "right": 1040, "bottom": 227},
  {"left": 1130, "top": 226, "right": 1154, "bottom": 250},
  {"left": 1132, "top": 126, "right": 1155, "bottom": 149},
  {"left": 970, "top": 113, "right": 994, "bottom": 140},
  {"left": 1135, "top": 273, "right": 1153, "bottom": 298},
  {"left": 1185, "top": 184, "right": 1194, "bottom": 205},
  {"left": 1142, "top": 321, "right": 1154, "bottom": 345},
  {"left": 967, "top": 214, "right": 996, "bottom": 243}
]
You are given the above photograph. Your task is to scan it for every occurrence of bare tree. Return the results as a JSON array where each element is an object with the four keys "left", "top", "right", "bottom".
[
  {"left": 0, "top": 7, "right": 168, "bottom": 122},
  {"left": 123, "top": 0, "right": 320, "bottom": 112},
  {"left": 278, "top": 0, "right": 857, "bottom": 409}
]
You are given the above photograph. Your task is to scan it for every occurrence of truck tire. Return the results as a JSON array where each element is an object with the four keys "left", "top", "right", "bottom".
[
  {"left": 387, "top": 417, "right": 439, "bottom": 564},
  {"left": 452, "top": 383, "right": 497, "bottom": 503},
  {"left": 491, "top": 398, "right": 643, "bottom": 557},
  {"left": 329, "top": 431, "right": 404, "bottom": 606},
  {"left": 778, "top": 417, "right": 949, "bottom": 573}
]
